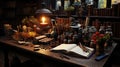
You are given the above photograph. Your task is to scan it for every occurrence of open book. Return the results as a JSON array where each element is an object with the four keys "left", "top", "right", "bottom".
[{"left": 51, "top": 44, "right": 94, "bottom": 58}]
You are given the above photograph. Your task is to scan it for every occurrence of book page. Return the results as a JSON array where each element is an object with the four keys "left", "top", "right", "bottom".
[
  {"left": 69, "top": 46, "right": 93, "bottom": 57},
  {"left": 35, "top": 35, "right": 46, "bottom": 40},
  {"left": 51, "top": 44, "right": 77, "bottom": 51}
]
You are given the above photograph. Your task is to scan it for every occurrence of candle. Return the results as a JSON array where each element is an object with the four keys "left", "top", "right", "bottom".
[{"left": 40, "top": 17, "right": 48, "bottom": 26}]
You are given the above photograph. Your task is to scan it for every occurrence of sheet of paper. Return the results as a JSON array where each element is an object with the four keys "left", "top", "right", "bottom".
[
  {"left": 70, "top": 46, "right": 90, "bottom": 57},
  {"left": 51, "top": 44, "right": 77, "bottom": 51}
]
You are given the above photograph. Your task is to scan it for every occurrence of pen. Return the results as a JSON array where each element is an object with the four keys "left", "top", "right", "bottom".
[
  {"left": 79, "top": 42, "right": 89, "bottom": 53},
  {"left": 60, "top": 54, "right": 70, "bottom": 60}
]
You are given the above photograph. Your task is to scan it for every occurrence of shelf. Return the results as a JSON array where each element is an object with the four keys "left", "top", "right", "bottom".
[
  {"left": 71, "top": 15, "right": 120, "bottom": 18},
  {"left": 55, "top": 15, "right": 120, "bottom": 19},
  {"left": 88, "top": 16, "right": 120, "bottom": 19}
]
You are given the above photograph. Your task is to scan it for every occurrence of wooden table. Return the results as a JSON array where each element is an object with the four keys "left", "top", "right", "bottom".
[{"left": 0, "top": 37, "right": 117, "bottom": 67}]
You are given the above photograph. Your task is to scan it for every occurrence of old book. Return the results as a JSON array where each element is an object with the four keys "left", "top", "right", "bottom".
[{"left": 51, "top": 44, "right": 94, "bottom": 58}]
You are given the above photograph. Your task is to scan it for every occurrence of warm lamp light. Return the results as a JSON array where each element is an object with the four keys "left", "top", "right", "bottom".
[
  {"left": 42, "top": 17, "right": 45, "bottom": 22},
  {"left": 35, "top": 2, "right": 52, "bottom": 26},
  {"left": 40, "top": 16, "right": 48, "bottom": 25}
]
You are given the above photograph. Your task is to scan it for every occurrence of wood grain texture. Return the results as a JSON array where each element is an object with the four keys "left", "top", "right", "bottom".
[{"left": 0, "top": 37, "right": 117, "bottom": 67}]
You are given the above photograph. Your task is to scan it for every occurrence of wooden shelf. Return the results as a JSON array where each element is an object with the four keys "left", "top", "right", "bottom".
[
  {"left": 56, "top": 15, "right": 120, "bottom": 19},
  {"left": 71, "top": 15, "right": 120, "bottom": 18}
]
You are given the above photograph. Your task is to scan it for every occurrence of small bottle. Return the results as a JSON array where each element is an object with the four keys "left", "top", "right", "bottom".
[
  {"left": 72, "top": 31, "right": 79, "bottom": 44},
  {"left": 90, "top": 40, "right": 95, "bottom": 48},
  {"left": 99, "top": 24, "right": 105, "bottom": 34}
]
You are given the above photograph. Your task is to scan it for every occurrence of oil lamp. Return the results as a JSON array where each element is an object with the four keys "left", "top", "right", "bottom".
[
  {"left": 34, "top": 2, "right": 53, "bottom": 34},
  {"left": 35, "top": 2, "right": 52, "bottom": 26}
]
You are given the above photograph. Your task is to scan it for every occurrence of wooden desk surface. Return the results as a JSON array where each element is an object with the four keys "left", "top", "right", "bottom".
[{"left": 0, "top": 37, "right": 117, "bottom": 67}]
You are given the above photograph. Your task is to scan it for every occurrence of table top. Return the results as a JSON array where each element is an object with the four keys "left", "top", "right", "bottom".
[{"left": 0, "top": 37, "right": 117, "bottom": 67}]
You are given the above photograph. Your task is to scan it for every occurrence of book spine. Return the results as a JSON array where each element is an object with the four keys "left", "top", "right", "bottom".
[
  {"left": 94, "top": 8, "right": 98, "bottom": 16},
  {"left": 87, "top": 5, "right": 93, "bottom": 16},
  {"left": 118, "top": 3, "right": 120, "bottom": 16},
  {"left": 112, "top": 4, "right": 118, "bottom": 16},
  {"left": 112, "top": 22, "right": 120, "bottom": 38}
]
